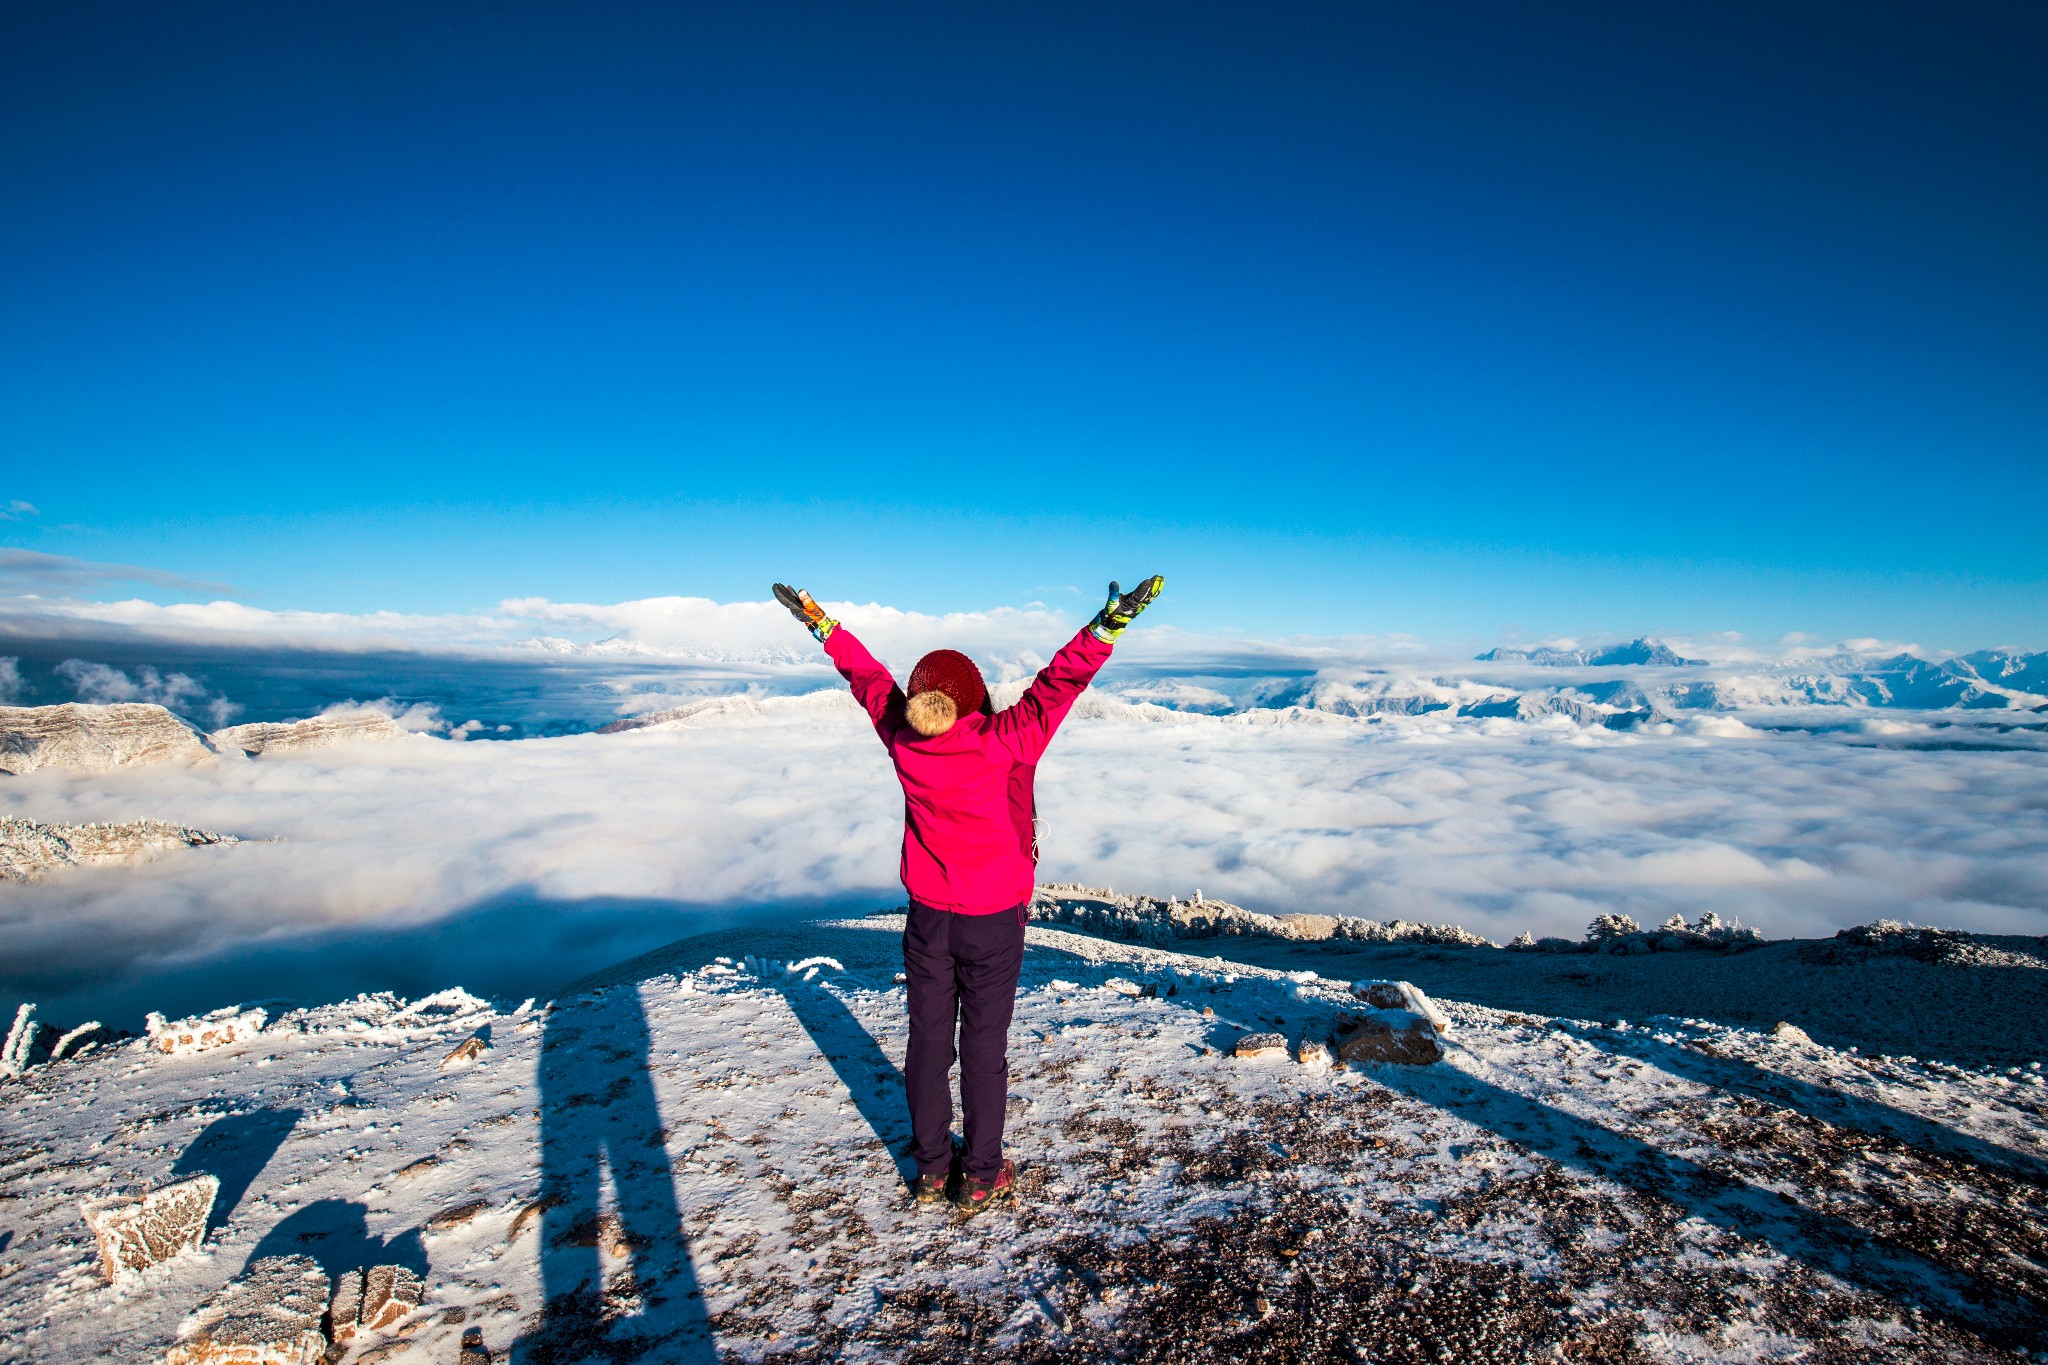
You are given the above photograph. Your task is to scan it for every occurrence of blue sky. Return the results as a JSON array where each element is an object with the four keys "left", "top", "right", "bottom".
[{"left": 3, "top": 2, "right": 2044, "bottom": 647}]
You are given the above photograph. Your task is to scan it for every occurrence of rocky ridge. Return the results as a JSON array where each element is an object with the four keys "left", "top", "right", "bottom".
[
  {"left": 0, "top": 702, "right": 414, "bottom": 776},
  {"left": 211, "top": 709, "right": 410, "bottom": 756},
  {"left": 0, "top": 817, "right": 235, "bottom": 884},
  {"left": 1030, "top": 883, "right": 1495, "bottom": 949},
  {"left": 0, "top": 703, "right": 213, "bottom": 775}
]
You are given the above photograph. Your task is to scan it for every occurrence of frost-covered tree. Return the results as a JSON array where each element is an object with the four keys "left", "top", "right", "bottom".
[{"left": 1585, "top": 913, "right": 1640, "bottom": 944}]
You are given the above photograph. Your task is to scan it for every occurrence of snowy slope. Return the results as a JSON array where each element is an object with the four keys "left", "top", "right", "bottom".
[{"left": 4, "top": 918, "right": 2045, "bottom": 1363}]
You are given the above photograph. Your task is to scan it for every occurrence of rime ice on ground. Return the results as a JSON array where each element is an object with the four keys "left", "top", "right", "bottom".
[{"left": 146, "top": 1007, "right": 268, "bottom": 1055}]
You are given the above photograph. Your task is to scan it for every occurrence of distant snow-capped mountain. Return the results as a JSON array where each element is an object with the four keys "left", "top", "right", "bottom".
[{"left": 1474, "top": 638, "right": 1707, "bottom": 667}]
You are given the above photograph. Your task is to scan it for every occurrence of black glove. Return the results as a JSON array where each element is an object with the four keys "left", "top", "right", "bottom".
[{"left": 772, "top": 583, "right": 838, "bottom": 642}]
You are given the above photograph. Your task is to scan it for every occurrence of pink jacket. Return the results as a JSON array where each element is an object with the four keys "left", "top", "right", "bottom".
[{"left": 826, "top": 625, "right": 1113, "bottom": 915}]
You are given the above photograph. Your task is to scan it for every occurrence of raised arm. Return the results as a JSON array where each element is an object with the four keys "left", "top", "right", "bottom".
[
  {"left": 991, "top": 627, "right": 1111, "bottom": 764},
  {"left": 824, "top": 625, "right": 904, "bottom": 737},
  {"left": 772, "top": 582, "right": 902, "bottom": 738},
  {"left": 993, "top": 575, "right": 1163, "bottom": 764}
]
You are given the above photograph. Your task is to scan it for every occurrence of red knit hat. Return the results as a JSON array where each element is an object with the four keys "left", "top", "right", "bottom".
[{"left": 905, "top": 649, "right": 987, "bottom": 737}]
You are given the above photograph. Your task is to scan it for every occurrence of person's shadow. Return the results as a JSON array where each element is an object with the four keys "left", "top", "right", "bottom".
[
  {"left": 244, "top": 1198, "right": 426, "bottom": 1281},
  {"left": 512, "top": 985, "right": 714, "bottom": 1365},
  {"left": 173, "top": 1107, "right": 302, "bottom": 1235},
  {"left": 775, "top": 975, "right": 916, "bottom": 1184}
]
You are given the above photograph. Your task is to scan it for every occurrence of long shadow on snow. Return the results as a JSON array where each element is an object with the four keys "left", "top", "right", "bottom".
[
  {"left": 511, "top": 985, "right": 715, "bottom": 1365},
  {"left": 756, "top": 922, "right": 1102, "bottom": 1185},
  {"left": 1571, "top": 1020, "right": 2048, "bottom": 1188},
  {"left": 1083, "top": 960, "right": 2047, "bottom": 1347},
  {"left": 23, "top": 889, "right": 872, "bottom": 1038},
  {"left": 773, "top": 979, "right": 917, "bottom": 1183},
  {"left": 1372, "top": 1051, "right": 2046, "bottom": 1349}
]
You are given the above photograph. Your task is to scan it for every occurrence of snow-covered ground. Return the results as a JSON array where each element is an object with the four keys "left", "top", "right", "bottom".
[{"left": 4, "top": 917, "right": 2045, "bottom": 1363}]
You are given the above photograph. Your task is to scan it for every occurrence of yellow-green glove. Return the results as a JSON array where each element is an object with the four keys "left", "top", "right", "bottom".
[{"left": 1088, "top": 575, "right": 1164, "bottom": 643}]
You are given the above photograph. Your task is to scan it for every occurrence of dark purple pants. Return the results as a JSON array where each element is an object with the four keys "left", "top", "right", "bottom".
[{"left": 902, "top": 901, "right": 1027, "bottom": 1181}]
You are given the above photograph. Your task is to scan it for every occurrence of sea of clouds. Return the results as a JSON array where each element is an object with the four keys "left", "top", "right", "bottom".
[
  {"left": 2, "top": 576, "right": 2045, "bottom": 1030},
  {"left": 4, "top": 695, "right": 2045, "bottom": 1030}
]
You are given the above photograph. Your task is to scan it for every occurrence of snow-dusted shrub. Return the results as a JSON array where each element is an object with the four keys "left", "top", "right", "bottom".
[
  {"left": 1804, "top": 920, "right": 1976, "bottom": 965},
  {"left": 1579, "top": 910, "right": 1762, "bottom": 955}
]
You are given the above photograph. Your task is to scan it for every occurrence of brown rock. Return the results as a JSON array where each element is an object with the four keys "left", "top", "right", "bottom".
[
  {"left": 507, "top": 1194, "right": 561, "bottom": 1242},
  {"left": 439, "top": 1032, "right": 488, "bottom": 1070},
  {"left": 360, "top": 1265, "right": 424, "bottom": 1331},
  {"left": 328, "top": 1269, "right": 364, "bottom": 1342},
  {"left": 425, "top": 1200, "right": 490, "bottom": 1233},
  {"left": 394, "top": 1156, "right": 439, "bottom": 1180},
  {"left": 1351, "top": 981, "right": 1411, "bottom": 1010},
  {"left": 1333, "top": 1010, "right": 1442, "bottom": 1066},
  {"left": 1233, "top": 1031, "right": 1289, "bottom": 1060},
  {"left": 83, "top": 1174, "right": 218, "bottom": 1282}
]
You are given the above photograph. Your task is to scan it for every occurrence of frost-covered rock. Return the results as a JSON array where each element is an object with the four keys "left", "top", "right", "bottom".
[
  {"left": 81, "top": 1174, "right": 217, "bottom": 1282},
  {"left": 0, "top": 817, "right": 234, "bottom": 883},
  {"left": 0, "top": 703, "right": 213, "bottom": 775},
  {"left": 211, "top": 709, "right": 410, "bottom": 756},
  {"left": 1349, "top": 980, "right": 1451, "bottom": 1035},
  {"left": 1232, "top": 1032, "right": 1289, "bottom": 1060},
  {"left": 167, "top": 1254, "right": 329, "bottom": 1365},
  {"left": 146, "top": 1007, "right": 267, "bottom": 1055},
  {"left": 329, "top": 1264, "right": 424, "bottom": 1342}
]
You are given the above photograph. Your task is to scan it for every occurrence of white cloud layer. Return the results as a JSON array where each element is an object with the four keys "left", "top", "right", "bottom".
[
  {"left": 50, "top": 659, "right": 242, "bottom": 727},
  {"left": 4, "top": 701, "right": 2043, "bottom": 1029}
]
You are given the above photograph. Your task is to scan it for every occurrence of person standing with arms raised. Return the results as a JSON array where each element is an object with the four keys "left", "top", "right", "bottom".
[{"left": 771, "top": 577, "right": 1164, "bottom": 1215}]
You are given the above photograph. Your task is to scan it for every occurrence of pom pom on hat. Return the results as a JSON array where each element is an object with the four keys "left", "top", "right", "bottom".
[
  {"left": 905, "top": 690, "right": 958, "bottom": 737},
  {"left": 905, "top": 649, "right": 987, "bottom": 737}
]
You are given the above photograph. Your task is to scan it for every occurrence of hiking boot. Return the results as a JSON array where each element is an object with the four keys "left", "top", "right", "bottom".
[
  {"left": 911, "top": 1171, "right": 950, "bottom": 1205},
  {"left": 951, "top": 1159, "right": 1016, "bottom": 1216}
]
